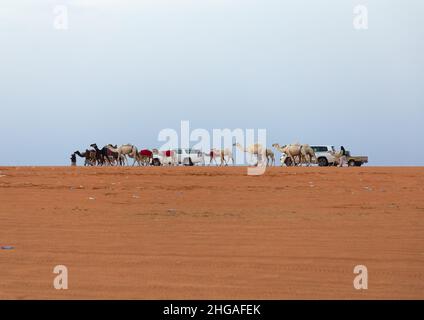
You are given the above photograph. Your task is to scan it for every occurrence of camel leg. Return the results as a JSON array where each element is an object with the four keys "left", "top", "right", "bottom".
[
  {"left": 105, "top": 157, "right": 109, "bottom": 166},
  {"left": 254, "top": 154, "right": 258, "bottom": 167},
  {"left": 135, "top": 153, "right": 141, "bottom": 166},
  {"left": 259, "top": 154, "right": 264, "bottom": 166},
  {"left": 289, "top": 154, "right": 296, "bottom": 167},
  {"left": 132, "top": 153, "right": 138, "bottom": 166}
]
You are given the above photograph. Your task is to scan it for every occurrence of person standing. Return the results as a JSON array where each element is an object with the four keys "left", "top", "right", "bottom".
[
  {"left": 338, "top": 146, "right": 347, "bottom": 167},
  {"left": 70, "top": 153, "right": 77, "bottom": 166}
]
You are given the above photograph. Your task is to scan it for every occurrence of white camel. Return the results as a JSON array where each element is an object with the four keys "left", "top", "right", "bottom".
[
  {"left": 299, "top": 144, "right": 316, "bottom": 166},
  {"left": 266, "top": 148, "right": 275, "bottom": 166},
  {"left": 233, "top": 143, "right": 267, "bottom": 166},
  {"left": 107, "top": 144, "right": 140, "bottom": 166},
  {"left": 209, "top": 148, "right": 234, "bottom": 166},
  {"left": 272, "top": 143, "right": 301, "bottom": 166},
  {"left": 272, "top": 143, "right": 316, "bottom": 166}
]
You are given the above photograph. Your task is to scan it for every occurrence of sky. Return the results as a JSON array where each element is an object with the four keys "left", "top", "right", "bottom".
[{"left": 0, "top": 0, "right": 423, "bottom": 165}]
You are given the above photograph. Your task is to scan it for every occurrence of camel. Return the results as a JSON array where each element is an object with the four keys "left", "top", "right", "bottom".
[
  {"left": 266, "top": 148, "right": 275, "bottom": 166},
  {"left": 272, "top": 143, "right": 316, "bottom": 166},
  {"left": 272, "top": 143, "right": 302, "bottom": 166},
  {"left": 90, "top": 143, "right": 111, "bottom": 166},
  {"left": 299, "top": 144, "right": 316, "bottom": 166},
  {"left": 209, "top": 148, "right": 234, "bottom": 166},
  {"left": 107, "top": 144, "right": 140, "bottom": 166},
  {"left": 74, "top": 150, "right": 96, "bottom": 166},
  {"left": 233, "top": 143, "right": 267, "bottom": 166},
  {"left": 105, "top": 147, "right": 126, "bottom": 166},
  {"left": 139, "top": 149, "right": 153, "bottom": 166}
]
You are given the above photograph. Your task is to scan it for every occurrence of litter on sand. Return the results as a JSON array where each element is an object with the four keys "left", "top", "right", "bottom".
[{"left": 1, "top": 246, "right": 14, "bottom": 250}]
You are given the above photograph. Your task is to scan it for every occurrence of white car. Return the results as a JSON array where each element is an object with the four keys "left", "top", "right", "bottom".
[
  {"left": 173, "top": 148, "right": 205, "bottom": 166},
  {"left": 280, "top": 145, "right": 337, "bottom": 167}
]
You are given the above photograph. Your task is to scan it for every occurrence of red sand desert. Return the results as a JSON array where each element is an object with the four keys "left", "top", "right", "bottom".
[{"left": 0, "top": 166, "right": 423, "bottom": 299}]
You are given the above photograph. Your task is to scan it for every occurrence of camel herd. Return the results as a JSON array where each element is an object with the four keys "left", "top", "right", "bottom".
[
  {"left": 73, "top": 143, "right": 151, "bottom": 167},
  {"left": 71, "top": 142, "right": 317, "bottom": 167}
]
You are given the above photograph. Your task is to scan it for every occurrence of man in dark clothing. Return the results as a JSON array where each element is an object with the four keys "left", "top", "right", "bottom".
[{"left": 70, "top": 153, "right": 77, "bottom": 166}]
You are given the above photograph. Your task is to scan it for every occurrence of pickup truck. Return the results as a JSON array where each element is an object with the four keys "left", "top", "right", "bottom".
[
  {"left": 344, "top": 151, "right": 368, "bottom": 167},
  {"left": 174, "top": 148, "right": 205, "bottom": 166}
]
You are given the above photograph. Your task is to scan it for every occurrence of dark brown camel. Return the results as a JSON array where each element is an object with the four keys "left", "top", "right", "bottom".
[
  {"left": 74, "top": 150, "right": 96, "bottom": 166},
  {"left": 90, "top": 143, "right": 112, "bottom": 166}
]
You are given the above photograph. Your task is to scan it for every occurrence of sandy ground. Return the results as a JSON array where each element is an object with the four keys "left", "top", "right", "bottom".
[{"left": 0, "top": 166, "right": 423, "bottom": 299}]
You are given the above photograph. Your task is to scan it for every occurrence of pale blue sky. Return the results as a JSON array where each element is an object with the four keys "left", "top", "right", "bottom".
[{"left": 0, "top": 0, "right": 423, "bottom": 165}]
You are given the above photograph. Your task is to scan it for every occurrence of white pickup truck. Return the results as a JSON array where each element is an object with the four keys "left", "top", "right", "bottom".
[{"left": 174, "top": 148, "right": 205, "bottom": 166}]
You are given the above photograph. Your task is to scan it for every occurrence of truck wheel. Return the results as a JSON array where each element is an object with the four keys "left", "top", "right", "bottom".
[
  {"left": 348, "top": 160, "right": 356, "bottom": 167},
  {"left": 318, "top": 157, "right": 328, "bottom": 167},
  {"left": 285, "top": 158, "right": 293, "bottom": 167}
]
